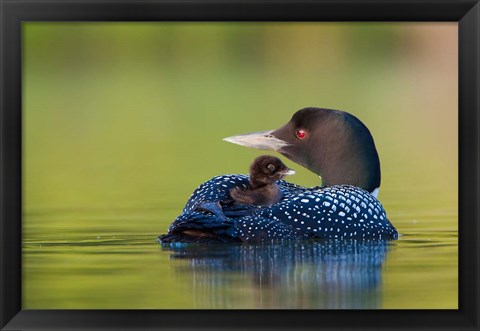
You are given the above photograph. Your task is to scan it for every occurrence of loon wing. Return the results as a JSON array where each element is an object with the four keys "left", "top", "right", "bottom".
[
  {"left": 182, "top": 174, "right": 249, "bottom": 213},
  {"left": 160, "top": 175, "right": 303, "bottom": 244}
]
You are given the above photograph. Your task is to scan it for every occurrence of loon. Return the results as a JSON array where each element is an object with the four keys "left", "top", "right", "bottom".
[
  {"left": 159, "top": 107, "right": 398, "bottom": 244},
  {"left": 230, "top": 155, "right": 295, "bottom": 206}
]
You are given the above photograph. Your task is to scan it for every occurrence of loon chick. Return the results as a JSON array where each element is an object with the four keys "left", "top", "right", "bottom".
[
  {"left": 159, "top": 107, "right": 398, "bottom": 244},
  {"left": 230, "top": 155, "right": 295, "bottom": 206}
]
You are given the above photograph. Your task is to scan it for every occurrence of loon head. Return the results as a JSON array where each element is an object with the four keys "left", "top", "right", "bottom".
[
  {"left": 223, "top": 107, "right": 381, "bottom": 193},
  {"left": 249, "top": 155, "right": 295, "bottom": 187}
]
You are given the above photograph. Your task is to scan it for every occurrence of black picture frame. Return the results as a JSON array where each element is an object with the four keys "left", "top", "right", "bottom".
[{"left": 1, "top": 0, "right": 478, "bottom": 330}]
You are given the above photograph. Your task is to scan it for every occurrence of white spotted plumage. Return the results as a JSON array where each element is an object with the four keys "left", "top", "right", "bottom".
[{"left": 165, "top": 174, "right": 398, "bottom": 243}]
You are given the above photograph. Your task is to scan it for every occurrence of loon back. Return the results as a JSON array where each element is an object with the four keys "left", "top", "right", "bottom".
[{"left": 159, "top": 175, "right": 397, "bottom": 244}]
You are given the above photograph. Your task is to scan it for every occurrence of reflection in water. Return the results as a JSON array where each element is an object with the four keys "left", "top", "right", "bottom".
[{"left": 162, "top": 240, "right": 393, "bottom": 309}]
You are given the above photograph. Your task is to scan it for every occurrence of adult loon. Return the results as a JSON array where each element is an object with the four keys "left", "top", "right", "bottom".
[
  {"left": 230, "top": 155, "right": 295, "bottom": 207},
  {"left": 159, "top": 107, "right": 398, "bottom": 244}
]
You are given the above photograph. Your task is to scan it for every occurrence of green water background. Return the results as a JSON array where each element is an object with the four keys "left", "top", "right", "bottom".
[{"left": 22, "top": 22, "right": 457, "bottom": 309}]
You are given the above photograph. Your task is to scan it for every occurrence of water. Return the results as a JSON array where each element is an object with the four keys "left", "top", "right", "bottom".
[
  {"left": 22, "top": 203, "right": 457, "bottom": 309},
  {"left": 22, "top": 22, "right": 457, "bottom": 309}
]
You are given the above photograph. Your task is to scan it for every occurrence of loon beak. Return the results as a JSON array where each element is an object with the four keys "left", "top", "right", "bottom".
[
  {"left": 223, "top": 130, "right": 291, "bottom": 151},
  {"left": 283, "top": 168, "right": 296, "bottom": 176}
]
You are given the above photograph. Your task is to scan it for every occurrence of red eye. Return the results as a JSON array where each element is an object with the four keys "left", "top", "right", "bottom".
[{"left": 296, "top": 130, "right": 306, "bottom": 139}]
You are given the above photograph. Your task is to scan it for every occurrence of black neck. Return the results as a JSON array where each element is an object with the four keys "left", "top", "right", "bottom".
[{"left": 312, "top": 113, "right": 381, "bottom": 192}]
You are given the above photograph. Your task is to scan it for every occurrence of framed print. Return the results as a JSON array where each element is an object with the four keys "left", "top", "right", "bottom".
[{"left": 1, "top": 0, "right": 479, "bottom": 330}]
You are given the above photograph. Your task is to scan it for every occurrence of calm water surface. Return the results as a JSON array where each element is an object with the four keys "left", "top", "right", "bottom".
[{"left": 23, "top": 195, "right": 457, "bottom": 309}]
